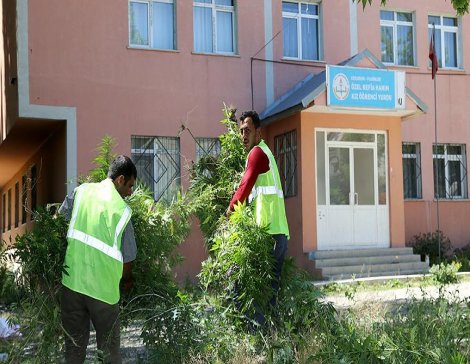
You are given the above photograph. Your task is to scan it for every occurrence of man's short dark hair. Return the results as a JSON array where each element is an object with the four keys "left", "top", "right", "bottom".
[
  {"left": 107, "top": 155, "right": 137, "bottom": 180},
  {"left": 240, "top": 110, "right": 261, "bottom": 129}
]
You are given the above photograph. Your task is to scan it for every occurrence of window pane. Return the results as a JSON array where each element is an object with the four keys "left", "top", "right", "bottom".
[
  {"left": 282, "top": 1, "right": 298, "bottom": 13},
  {"left": 7, "top": 189, "right": 11, "bottom": 231},
  {"left": 130, "top": 2, "right": 149, "bottom": 46},
  {"left": 283, "top": 17, "right": 298, "bottom": 57},
  {"left": 402, "top": 143, "right": 416, "bottom": 154},
  {"left": 433, "top": 144, "right": 444, "bottom": 155},
  {"left": 194, "top": 6, "right": 213, "bottom": 52},
  {"left": 403, "top": 158, "right": 418, "bottom": 198},
  {"left": 447, "top": 145, "right": 461, "bottom": 155},
  {"left": 153, "top": 2, "right": 174, "bottom": 49},
  {"left": 155, "top": 137, "right": 181, "bottom": 203},
  {"left": 380, "top": 10, "right": 394, "bottom": 21},
  {"left": 216, "top": 0, "right": 233, "bottom": 5},
  {"left": 301, "top": 18, "right": 318, "bottom": 60},
  {"left": 428, "top": 15, "right": 440, "bottom": 25},
  {"left": 327, "top": 132, "right": 375, "bottom": 142},
  {"left": 22, "top": 175, "right": 27, "bottom": 224},
  {"left": 448, "top": 161, "right": 462, "bottom": 197},
  {"left": 443, "top": 17, "right": 457, "bottom": 26},
  {"left": 216, "top": 11, "right": 234, "bottom": 52},
  {"left": 433, "top": 158, "right": 446, "bottom": 198},
  {"left": 397, "top": 12, "right": 412, "bottom": 22},
  {"left": 301, "top": 3, "right": 318, "bottom": 15},
  {"left": 377, "top": 134, "right": 387, "bottom": 204},
  {"left": 329, "top": 148, "right": 350, "bottom": 205},
  {"left": 397, "top": 25, "right": 414, "bottom": 65},
  {"left": 444, "top": 31, "right": 457, "bottom": 67},
  {"left": 15, "top": 182, "right": 19, "bottom": 228},
  {"left": 381, "top": 26, "right": 394, "bottom": 63},
  {"left": 195, "top": 0, "right": 212, "bottom": 4}
]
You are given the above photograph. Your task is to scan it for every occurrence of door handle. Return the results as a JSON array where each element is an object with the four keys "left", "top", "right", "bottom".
[{"left": 354, "top": 193, "right": 358, "bottom": 205}]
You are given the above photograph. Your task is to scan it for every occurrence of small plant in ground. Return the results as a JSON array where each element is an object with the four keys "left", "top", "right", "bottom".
[
  {"left": 429, "top": 261, "right": 462, "bottom": 285},
  {"left": 407, "top": 230, "right": 453, "bottom": 265}
]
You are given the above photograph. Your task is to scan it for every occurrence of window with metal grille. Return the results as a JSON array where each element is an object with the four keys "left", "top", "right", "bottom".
[
  {"left": 131, "top": 136, "right": 181, "bottom": 203},
  {"left": 274, "top": 130, "right": 297, "bottom": 198},
  {"left": 14, "top": 182, "right": 19, "bottom": 228},
  {"left": 22, "top": 175, "right": 27, "bottom": 224},
  {"left": 7, "top": 189, "right": 11, "bottom": 231},
  {"left": 195, "top": 137, "right": 221, "bottom": 161},
  {"left": 31, "top": 165, "right": 37, "bottom": 212},
  {"left": 433, "top": 144, "right": 468, "bottom": 199},
  {"left": 402, "top": 142, "right": 422, "bottom": 199},
  {"left": 2, "top": 193, "right": 5, "bottom": 233}
]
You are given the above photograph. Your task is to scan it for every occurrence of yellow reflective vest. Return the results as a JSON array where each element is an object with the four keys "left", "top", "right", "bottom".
[
  {"left": 62, "top": 179, "right": 132, "bottom": 304},
  {"left": 248, "top": 140, "right": 290, "bottom": 239}
]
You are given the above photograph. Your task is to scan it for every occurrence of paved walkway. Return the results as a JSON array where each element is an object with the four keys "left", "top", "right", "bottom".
[{"left": 322, "top": 279, "right": 470, "bottom": 310}]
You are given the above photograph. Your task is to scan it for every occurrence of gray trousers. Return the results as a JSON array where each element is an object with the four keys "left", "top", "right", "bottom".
[{"left": 61, "top": 285, "right": 121, "bottom": 364}]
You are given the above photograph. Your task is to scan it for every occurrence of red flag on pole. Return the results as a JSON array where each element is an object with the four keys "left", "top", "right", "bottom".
[{"left": 429, "top": 32, "right": 438, "bottom": 79}]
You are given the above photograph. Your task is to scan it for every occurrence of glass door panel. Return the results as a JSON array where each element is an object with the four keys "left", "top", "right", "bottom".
[
  {"left": 329, "top": 147, "right": 350, "bottom": 205},
  {"left": 354, "top": 148, "right": 375, "bottom": 205}
]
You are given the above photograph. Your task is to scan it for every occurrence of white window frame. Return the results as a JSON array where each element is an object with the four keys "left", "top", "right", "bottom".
[
  {"left": 380, "top": 10, "right": 415, "bottom": 66},
  {"left": 193, "top": 0, "right": 237, "bottom": 55},
  {"left": 433, "top": 144, "right": 468, "bottom": 199},
  {"left": 402, "top": 142, "right": 422, "bottom": 199},
  {"left": 428, "top": 15, "right": 461, "bottom": 69},
  {"left": 128, "top": 0, "right": 176, "bottom": 50},
  {"left": 282, "top": 1, "right": 322, "bottom": 61}
]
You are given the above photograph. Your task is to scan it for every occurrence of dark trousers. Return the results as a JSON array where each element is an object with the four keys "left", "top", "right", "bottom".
[{"left": 61, "top": 285, "right": 121, "bottom": 364}]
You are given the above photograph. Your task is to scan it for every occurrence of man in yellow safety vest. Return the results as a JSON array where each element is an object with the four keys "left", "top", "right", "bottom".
[
  {"left": 59, "top": 155, "right": 137, "bottom": 363},
  {"left": 228, "top": 110, "right": 290, "bottom": 326}
]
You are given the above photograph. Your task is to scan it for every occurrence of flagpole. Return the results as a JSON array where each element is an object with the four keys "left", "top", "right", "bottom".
[{"left": 432, "top": 23, "right": 441, "bottom": 263}]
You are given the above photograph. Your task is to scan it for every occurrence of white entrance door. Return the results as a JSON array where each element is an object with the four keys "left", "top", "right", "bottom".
[{"left": 316, "top": 131, "right": 389, "bottom": 250}]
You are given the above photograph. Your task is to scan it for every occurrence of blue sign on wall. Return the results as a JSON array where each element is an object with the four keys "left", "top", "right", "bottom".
[{"left": 327, "top": 65, "right": 405, "bottom": 110}]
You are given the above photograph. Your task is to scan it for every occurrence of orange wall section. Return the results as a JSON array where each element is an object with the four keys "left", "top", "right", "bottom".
[{"left": 300, "top": 111, "right": 406, "bottom": 253}]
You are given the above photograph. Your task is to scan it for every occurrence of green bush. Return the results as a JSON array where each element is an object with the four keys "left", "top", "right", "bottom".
[
  {"left": 407, "top": 230, "right": 452, "bottom": 265},
  {"left": 453, "top": 243, "right": 470, "bottom": 272},
  {"left": 429, "top": 261, "right": 462, "bottom": 284}
]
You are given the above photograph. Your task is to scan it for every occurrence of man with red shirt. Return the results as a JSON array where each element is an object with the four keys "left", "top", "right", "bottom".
[{"left": 228, "top": 110, "right": 290, "bottom": 324}]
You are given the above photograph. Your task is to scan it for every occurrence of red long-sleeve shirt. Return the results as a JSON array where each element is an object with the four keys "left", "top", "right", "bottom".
[{"left": 229, "top": 146, "right": 269, "bottom": 211}]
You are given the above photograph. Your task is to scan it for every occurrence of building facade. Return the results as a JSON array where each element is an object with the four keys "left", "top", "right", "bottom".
[{"left": 1, "top": 0, "right": 469, "bottom": 278}]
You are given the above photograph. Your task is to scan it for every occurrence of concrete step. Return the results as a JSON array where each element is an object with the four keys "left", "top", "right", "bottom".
[
  {"left": 315, "top": 254, "right": 421, "bottom": 268},
  {"left": 324, "top": 268, "right": 430, "bottom": 281},
  {"left": 310, "top": 247, "right": 414, "bottom": 260},
  {"left": 321, "top": 261, "right": 429, "bottom": 277}
]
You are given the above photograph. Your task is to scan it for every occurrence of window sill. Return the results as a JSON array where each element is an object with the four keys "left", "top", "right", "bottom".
[
  {"left": 127, "top": 46, "right": 180, "bottom": 54},
  {"left": 191, "top": 51, "right": 240, "bottom": 58},
  {"left": 427, "top": 66, "right": 465, "bottom": 74},
  {"left": 384, "top": 64, "right": 420, "bottom": 70},
  {"left": 281, "top": 57, "right": 325, "bottom": 66},
  {"left": 433, "top": 198, "right": 470, "bottom": 202}
]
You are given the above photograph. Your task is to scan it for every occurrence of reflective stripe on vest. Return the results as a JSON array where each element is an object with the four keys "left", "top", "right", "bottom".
[
  {"left": 66, "top": 184, "right": 131, "bottom": 263},
  {"left": 248, "top": 186, "right": 284, "bottom": 203},
  {"left": 247, "top": 143, "right": 284, "bottom": 203}
]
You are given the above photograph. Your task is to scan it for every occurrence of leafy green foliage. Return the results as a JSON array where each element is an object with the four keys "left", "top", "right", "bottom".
[
  {"left": 407, "top": 230, "right": 452, "bottom": 265},
  {"left": 430, "top": 261, "right": 461, "bottom": 284},
  {"left": 356, "top": 0, "right": 469, "bottom": 15},
  {"left": 453, "top": 243, "right": 470, "bottom": 272},
  {"left": 189, "top": 107, "right": 246, "bottom": 245},
  {"left": 7, "top": 206, "right": 68, "bottom": 362},
  {"left": 200, "top": 203, "right": 275, "bottom": 317}
]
